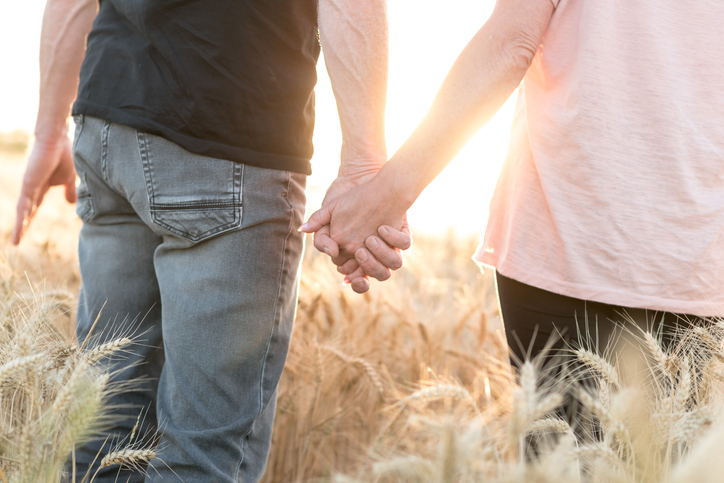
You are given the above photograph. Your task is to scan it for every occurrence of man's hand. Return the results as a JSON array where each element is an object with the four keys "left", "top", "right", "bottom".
[
  {"left": 12, "top": 136, "right": 77, "bottom": 245},
  {"left": 301, "top": 172, "right": 410, "bottom": 292},
  {"left": 311, "top": 170, "right": 412, "bottom": 293},
  {"left": 312, "top": 172, "right": 375, "bottom": 267}
]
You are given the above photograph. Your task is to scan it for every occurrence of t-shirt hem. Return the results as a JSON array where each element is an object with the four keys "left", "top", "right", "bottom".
[
  {"left": 474, "top": 248, "right": 724, "bottom": 318},
  {"left": 72, "top": 102, "right": 313, "bottom": 176}
]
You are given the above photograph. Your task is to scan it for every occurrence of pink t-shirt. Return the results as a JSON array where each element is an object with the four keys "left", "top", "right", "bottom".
[{"left": 476, "top": 0, "right": 724, "bottom": 317}]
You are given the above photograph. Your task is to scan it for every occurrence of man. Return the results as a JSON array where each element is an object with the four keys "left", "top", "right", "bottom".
[
  {"left": 12, "top": 0, "right": 407, "bottom": 481},
  {"left": 304, "top": 0, "right": 724, "bottom": 365}
]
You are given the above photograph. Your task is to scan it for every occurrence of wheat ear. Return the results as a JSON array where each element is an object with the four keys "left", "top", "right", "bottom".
[
  {"left": 575, "top": 349, "right": 620, "bottom": 387},
  {"left": 99, "top": 448, "right": 156, "bottom": 469},
  {"left": 84, "top": 337, "right": 133, "bottom": 365}
]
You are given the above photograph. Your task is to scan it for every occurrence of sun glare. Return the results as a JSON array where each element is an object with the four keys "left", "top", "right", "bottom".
[{"left": 310, "top": 0, "right": 514, "bottom": 236}]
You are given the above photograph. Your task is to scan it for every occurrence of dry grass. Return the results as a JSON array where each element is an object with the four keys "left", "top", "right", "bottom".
[
  {"left": 331, "top": 318, "right": 724, "bottom": 483},
  {"left": 263, "top": 235, "right": 501, "bottom": 482},
  {"left": 0, "top": 257, "right": 159, "bottom": 482},
  {"left": 0, "top": 131, "right": 30, "bottom": 155}
]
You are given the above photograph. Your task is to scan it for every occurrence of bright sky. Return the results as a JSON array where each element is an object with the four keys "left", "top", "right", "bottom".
[{"left": 0, "top": 0, "right": 514, "bottom": 237}]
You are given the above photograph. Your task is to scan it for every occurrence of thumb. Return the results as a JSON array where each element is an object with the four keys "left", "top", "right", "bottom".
[
  {"left": 64, "top": 179, "right": 77, "bottom": 203},
  {"left": 11, "top": 196, "right": 31, "bottom": 245},
  {"left": 299, "top": 202, "right": 333, "bottom": 233}
]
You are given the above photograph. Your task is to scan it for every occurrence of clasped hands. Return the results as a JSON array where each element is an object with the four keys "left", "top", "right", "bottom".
[{"left": 300, "top": 169, "right": 410, "bottom": 293}]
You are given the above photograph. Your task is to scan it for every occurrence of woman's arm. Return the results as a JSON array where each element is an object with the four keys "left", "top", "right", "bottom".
[{"left": 303, "top": 0, "right": 555, "bottom": 268}]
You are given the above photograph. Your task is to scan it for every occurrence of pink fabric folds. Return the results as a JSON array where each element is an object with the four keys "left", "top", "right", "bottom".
[{"left": 476, "top": 0, "right": 724, "bottom": 317}]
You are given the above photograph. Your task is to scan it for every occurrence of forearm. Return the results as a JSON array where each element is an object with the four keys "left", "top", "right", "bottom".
[
  {"left": 376, "top": 0, "right": 555, "bottom": 208},
  {"left": 35, "top": 0, "right": 97, "bottom": 144},
  {"left": 318, "top": 0, "right": 388, "bottom": 177}
]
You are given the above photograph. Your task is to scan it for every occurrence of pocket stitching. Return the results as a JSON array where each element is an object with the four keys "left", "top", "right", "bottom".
[
  {"left": 150, "top": 207, "right": 241, "bottom": 242},
  {"left": 137, "top": 132, "right": 244, "bottom": 242},
  {"left": 137, "top": 131, "right": 157, "bottom": 206}
]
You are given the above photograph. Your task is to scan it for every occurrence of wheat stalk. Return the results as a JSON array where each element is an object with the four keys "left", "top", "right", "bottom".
[
  {"left": 674, "top": 357, "right": 692, "bottom": 413},
  {"left": 575, "top": 349, "right": 620, "bottom": 387},
  {"left": 84, "top": 337, "right": 133, "bottom": 365},
  {"left": 579, "top": 390, "right": 628, "bottom": 439},
  {"left": 644, "top": 332, "right": 675, "bottom": 379},
  {"left": 528, "top": 417, "right": 571, "bottom": 435},
  {"left": 51, "top": 359, "right": 88, "bottom": 416},
  {"left": 99, "top": 448, "right": 156, "bottom": 469},
  {"left": 0, "top": 353, "right": 44, "bottom": 385},
  {"left": 404, "top": 384, "right": 473, "bottom": 405},
  {"left": 320, "top": 345, "right": 384, "bottom": 394}
]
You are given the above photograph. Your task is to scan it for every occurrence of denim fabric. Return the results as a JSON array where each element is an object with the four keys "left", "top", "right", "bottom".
[{"left": 70, "top": 115, "right": 306, "bottom": 482}]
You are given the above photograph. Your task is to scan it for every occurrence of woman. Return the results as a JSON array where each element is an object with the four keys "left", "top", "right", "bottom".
[{"left": 302, "top": 0, "right": 724, "bottom": 366}]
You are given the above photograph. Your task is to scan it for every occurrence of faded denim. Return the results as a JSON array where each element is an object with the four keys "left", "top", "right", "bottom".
[{"left": 71, "top": 115, "right": 306, "bottom": 482}]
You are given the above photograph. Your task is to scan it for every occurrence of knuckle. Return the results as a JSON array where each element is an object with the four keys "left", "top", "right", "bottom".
[
  {"left": 313, "top": 239, "right": 326, "bottom": 253},
  {"left": 359, "top": 258, "right": 375, "bottom": 273},
  {"left": 389, "top": 257, "right": 403, "bottom": 271},
  {"left": 377, "top": 270, "right": 391, "bottom": 282},
  {"left": 397, "top": 235, "right": 412, "bottom": 250},
  {"left": 333, "top": 254, "right": 353, "bottom": 266}
]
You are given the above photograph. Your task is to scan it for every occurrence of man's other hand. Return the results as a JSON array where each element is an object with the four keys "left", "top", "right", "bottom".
[{"left": 12, "top": 136, "right": 77, "bottom": 245}]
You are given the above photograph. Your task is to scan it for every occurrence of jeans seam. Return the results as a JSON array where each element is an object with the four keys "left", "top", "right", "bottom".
[
  {"left": 76, "top": 171, "right": 95, "bottom": 222},
  {"left": 235, "top": 170, "right": 294, "bottom": 478},
  {"left": 101, "top": 120, "right": 111, "bottom": 182},
  {"left": 137, "top": 131, "right": 156, "bottom": 206},
  {"left": 235, "top": 163, "right": 244, "bottom": 210},
  {"left": 72, "top": 114, "right": 85, "bottom": 154}
]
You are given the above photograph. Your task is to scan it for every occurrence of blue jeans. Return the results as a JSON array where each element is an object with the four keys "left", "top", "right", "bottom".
[{"left": 71, "top": 115, "right": 306, "bottom": 482}]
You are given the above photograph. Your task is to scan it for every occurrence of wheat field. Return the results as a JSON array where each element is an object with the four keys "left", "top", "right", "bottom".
[{"left": 6, "top": 140, "right": 724, "bottom": 483}]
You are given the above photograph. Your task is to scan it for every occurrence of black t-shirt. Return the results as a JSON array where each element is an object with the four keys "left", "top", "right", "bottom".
[{"left": 72, "top": 0, "right": 320, "bottom": 175}]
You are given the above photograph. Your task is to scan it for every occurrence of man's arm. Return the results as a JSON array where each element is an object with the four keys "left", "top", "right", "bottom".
[
  {"left": 316, "top": 0, "right": 411, "bottom": 293},
  {"left": 303, "top": 0, "right": 555, "bottom": 265},
  {"left": 12, "top": 0, "right": 97, "bottom": 245}
]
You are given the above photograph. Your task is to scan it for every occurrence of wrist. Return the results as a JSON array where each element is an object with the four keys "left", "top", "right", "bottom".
[
  {"left": 374, "top": 162, "right": 418, "bottom": 214},
  {"left": 33, "top": 118, "right": 69, "bottom": 147},
  {"left": 338, "top": 143, "right": 387, "bottom": 180}
]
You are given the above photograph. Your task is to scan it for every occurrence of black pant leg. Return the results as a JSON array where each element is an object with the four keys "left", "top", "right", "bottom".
[{"left": 496, "top": 272, "right": 619, "bottom": 367}]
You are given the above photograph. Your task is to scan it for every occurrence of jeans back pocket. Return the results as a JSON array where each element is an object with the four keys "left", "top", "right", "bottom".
[{"left": 137, "top": 132, "right": 243, "bottom": 243}]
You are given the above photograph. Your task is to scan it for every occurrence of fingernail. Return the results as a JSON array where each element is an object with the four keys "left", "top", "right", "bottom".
[
  {"left": 323, "top": 247, "right": 333, "bottom": 257},
  {"left": 367, "top": 237, "right": 378, "bottom": 249},
  {"left": 352, "top": 279, "right": 367, "bottom": 292},
  {"left": 297, "top": 223, "right": 308, "bottom": 232},
  {"left": 356, "top": 249, "right": 368, "bottom": 262},
  {"left": 379, "top": 226, "right": 389, "bottom": 236}
]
